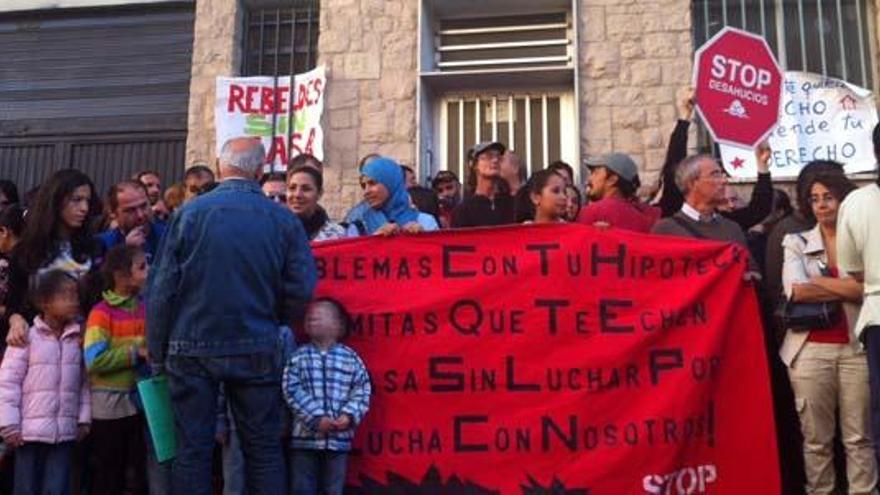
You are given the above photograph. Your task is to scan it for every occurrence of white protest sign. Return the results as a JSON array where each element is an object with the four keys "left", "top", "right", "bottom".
[
  {"left": 215, "top": 66, "right": 326, "bottom": 171},
  {"left": 719, "top": 71, "right": 877, "bottom": 178}
]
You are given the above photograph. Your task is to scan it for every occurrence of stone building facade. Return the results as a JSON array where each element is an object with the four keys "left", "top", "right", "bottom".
[{"left": 182, "top": 0, "right": 878, "bottom": 218}]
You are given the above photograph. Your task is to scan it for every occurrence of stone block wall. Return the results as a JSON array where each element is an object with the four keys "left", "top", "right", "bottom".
[
  {"left": 578, "top": 0, "right": 695, "bottom": 189},
  {"left": 317, "top": 0, "right": 418, "bottom": 219},
  {"left": 183, "top": 0, "right": 417, "bottom": 219},
  {"left": 183, "top": 0, "right": 748, "bottom": 214},
  {"left": 184, "top": 0, "right": 243, "bottom": 169}
]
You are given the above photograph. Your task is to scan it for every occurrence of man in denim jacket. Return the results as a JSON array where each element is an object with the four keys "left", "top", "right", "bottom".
[{"left": 147, "top": 137, "right": 316, "bottom": 495}]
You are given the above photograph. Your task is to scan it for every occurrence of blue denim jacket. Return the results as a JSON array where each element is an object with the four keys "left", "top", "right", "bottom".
[{"left": 146, "top": 179, "right": 316, "bottom": 360}]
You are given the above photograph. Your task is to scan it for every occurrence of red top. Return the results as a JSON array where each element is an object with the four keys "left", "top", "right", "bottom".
[
  {"left": 807, "top": 267, "right": 849, "bottom": 344},
  {"left": 576, "top": 197, "right": 661, "bottom": 233}
]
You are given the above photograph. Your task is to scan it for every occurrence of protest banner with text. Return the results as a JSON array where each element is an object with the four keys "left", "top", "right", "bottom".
[
  {"left": 312, "top": 224, "right": 780, "bottom": 495},
  {"left": 720, "top": 71, "right": 878, "bottom": 179},
  {"left": 215, "top": 66, "right": 325, "bottom": 170}
]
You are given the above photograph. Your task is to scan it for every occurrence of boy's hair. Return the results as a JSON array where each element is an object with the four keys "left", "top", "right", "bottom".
[
  {"left": 310, "top": 297, "right": 354, "bottom": 338},
  {"left": 30, "top": 269, "right": 76, "bottom": 310},
  {"left": 101, "top": 245, "right": 143, "bottom": 291}
]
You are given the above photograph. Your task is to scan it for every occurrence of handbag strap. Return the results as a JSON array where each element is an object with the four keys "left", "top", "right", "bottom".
[{"left": 672, "top": 215, "right": 708, "bottom": 240}]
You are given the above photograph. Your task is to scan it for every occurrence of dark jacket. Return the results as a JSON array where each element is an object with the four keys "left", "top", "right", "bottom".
[
  {"left": 652, "top": 211, "right": 759, "bottom": 273},
  {"left": 451, "top": 194, "right": 515, "bottom": 228},
  {"left": 657, "top": 119, "right": 773, "bottom": 230},
  {"left": 146, "top": 179, "right": 316, "bottom": 360},
  {"left": 6, "top": 241, "right": 100, "bottom": 325},
  {"left": 96, "top": 220, "right": 167, "bottom": 264}
]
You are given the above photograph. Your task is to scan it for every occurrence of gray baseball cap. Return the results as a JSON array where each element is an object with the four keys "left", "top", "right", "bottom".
[
  {"left": 586, "top": 153, "right": 639, "bottom": 184},
  {"left": 469, "top": 141, "right": 506, "bottom": 162}
]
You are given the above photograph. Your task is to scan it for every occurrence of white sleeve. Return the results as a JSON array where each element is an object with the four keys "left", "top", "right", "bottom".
[{"left": 837, "top": 197, "right": 864, "bottom": 274}]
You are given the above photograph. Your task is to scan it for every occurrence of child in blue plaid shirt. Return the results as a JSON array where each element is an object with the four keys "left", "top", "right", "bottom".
[{"left": 282, "top": 297, "right": 371, "bottom": 495}]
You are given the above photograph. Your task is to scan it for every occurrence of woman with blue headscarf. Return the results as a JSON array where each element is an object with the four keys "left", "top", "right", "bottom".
[{"left": 345, "top": 157, "right": 436, "bottom": 236}]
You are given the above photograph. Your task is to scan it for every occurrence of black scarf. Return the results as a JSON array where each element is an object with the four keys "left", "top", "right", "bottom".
[{"left": 300, "top": 206, "right": 329, "bottom": 240}]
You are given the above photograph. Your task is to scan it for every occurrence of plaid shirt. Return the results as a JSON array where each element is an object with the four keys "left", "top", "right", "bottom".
[{"left": 282, "top": 343, "right": 371, "bottom": 451}]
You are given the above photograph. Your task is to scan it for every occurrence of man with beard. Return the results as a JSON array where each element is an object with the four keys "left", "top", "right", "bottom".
[{"left": 576, "top": 153, "right": 659, "bottom": 232}]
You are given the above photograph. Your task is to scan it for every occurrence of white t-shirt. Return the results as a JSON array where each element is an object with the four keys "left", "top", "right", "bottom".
[{"left": 837, "top": 183, "right": 880, "bottom": 339}]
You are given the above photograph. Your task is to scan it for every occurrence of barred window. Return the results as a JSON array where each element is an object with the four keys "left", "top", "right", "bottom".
[
  {"left": 441, "top": 93, "right": 574, "bottom": 180},
  {"left": 693, "top": 0, "right": 874, "bottom": 89},
  {"left": 242, "top": 1, "right": 319, "bottom": 76},
  {"left": 692, "top": 0, "right": 876, "bottom": 154}
]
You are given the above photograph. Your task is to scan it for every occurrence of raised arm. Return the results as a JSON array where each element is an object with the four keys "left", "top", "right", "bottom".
[{"left": 657, "top": 88, "right": 694, "bottom": 217}]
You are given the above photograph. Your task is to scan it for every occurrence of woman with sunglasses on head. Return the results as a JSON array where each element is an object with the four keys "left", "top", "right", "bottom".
[{"left": 286, "top": 166, "right": 346, "bottom": 242}]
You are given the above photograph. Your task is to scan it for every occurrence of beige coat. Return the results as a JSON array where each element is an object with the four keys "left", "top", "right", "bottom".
[{"left": 779, "top": 225, "right": 863, "bottom": 366}]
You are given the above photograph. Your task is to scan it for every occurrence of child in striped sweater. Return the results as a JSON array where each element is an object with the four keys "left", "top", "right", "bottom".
[
  {"left": 83, "top": 245, "right": 149, "bottom": 494},
  {"left": 283, "top": 297, "right": 371, "bottom": 495}
]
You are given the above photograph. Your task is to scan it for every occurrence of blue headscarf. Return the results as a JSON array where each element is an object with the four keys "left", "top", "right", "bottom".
[{"left": 352, "top": 157, "right": 419, "bottom": 234}]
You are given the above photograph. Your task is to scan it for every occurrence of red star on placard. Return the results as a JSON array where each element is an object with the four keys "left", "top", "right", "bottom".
[{"left": 730, "top": 157, "right": 745, "bottom": 169}]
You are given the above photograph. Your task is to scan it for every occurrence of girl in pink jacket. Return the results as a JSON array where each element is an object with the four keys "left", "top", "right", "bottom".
[{"left": 0, "top": 270, "right": 90, "bottom": 494}]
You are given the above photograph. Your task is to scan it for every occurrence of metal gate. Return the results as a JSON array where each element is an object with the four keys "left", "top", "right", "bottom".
[{"left": 0, "top": 2, "right": 194, "bottom": 197}]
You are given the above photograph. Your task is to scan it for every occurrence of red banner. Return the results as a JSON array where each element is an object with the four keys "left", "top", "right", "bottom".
[{"left": 312, "top": 224, "right": 780, "bottom": 494}]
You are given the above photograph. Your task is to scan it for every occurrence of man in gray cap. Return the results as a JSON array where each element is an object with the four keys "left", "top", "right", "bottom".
[{"left": 576, "top": 152, "right": 660, "bottom": 232}]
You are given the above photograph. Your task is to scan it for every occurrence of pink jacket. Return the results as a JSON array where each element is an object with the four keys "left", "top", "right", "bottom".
[{"left": 0, "top": 317, "right": 90, "bottom": 443}]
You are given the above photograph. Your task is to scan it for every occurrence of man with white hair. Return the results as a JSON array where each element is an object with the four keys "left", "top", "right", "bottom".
[
  {"left": 651, "top": 154, "right": 759, "bottom": 275},
  {"left": 147, "top": 137, "right": 316, "bottom": 494}
]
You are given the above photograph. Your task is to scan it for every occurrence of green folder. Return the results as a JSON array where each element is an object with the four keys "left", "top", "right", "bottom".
[{"left": 138, "top": 375, "right": 176, "bottom": 463}]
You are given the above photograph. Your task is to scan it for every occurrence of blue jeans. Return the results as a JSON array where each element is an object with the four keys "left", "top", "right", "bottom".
[
  {"left": 146, "top": 439, "right": 172, "bottom": 495},
  {"left": 864, "top": 326, "right": 880, "bottom": 466},
  {"left": 166, "top": 352, "right": 283, "bottom": 495},
  {"left": 289, "top": 450, "right": 348, "bottom": 495},
  {"left": 14, "top": 441, "right": 73, "bottom": 495},
  {"left": 222, "top": 424, "right": 245, "bottom": 495}
]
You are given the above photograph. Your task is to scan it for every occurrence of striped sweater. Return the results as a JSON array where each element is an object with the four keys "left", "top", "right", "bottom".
[{"left": 83, "top": 291, "right": 146, "bottom": 392}]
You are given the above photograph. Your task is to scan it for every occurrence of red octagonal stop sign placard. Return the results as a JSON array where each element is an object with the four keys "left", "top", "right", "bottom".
[{"left": 693, "top": 27, "right": 783, "bottom": 148}]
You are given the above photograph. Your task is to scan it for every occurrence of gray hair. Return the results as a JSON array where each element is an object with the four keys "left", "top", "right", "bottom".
[
  {"left": 219, "top": 138, "right": 266, "bottom": 175},
  {"left": 675, "top": 154, "right": 714, "bottom": 196}
]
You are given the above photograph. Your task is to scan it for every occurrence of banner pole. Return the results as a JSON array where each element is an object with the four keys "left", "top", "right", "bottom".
[
  {"left": 287, "top": 2, "right": 297, "bottom": 170},
  {"left": 268, "top": 7, "right": 282, "bottom": 173}
]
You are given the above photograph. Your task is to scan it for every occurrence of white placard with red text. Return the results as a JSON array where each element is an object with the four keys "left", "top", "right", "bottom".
[
  {"left": 215, "top": 66, "right": 325, "bottom": 171},
  {"left": 719, "top": 72, "right": 878, "bottom": 179}
]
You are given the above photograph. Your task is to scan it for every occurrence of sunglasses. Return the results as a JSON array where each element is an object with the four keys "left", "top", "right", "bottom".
[{"left": 267, "top": 193, "right": 287, "bottom": 203}]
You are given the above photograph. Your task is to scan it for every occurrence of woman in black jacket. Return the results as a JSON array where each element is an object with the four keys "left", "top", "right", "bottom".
[{"left": 6, "top": 169, "right": 102, "bottom": 346}]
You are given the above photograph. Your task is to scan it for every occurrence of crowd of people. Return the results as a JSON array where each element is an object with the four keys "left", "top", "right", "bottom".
[{"left": 0, "top": 88, "right": 876, "bottom": 495}]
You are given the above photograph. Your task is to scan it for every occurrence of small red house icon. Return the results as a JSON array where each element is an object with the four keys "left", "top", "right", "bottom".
[{"left": 840, "top": 95, "right": 857, "bottom": 110}]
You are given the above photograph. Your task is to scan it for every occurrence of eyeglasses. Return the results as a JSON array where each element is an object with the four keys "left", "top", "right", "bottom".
[
  {"left": 700, "top": 170, "right": 727, "bottom": 180},
  {"left": 267, "top": 193, "right": 287, "bottom": 203}
]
